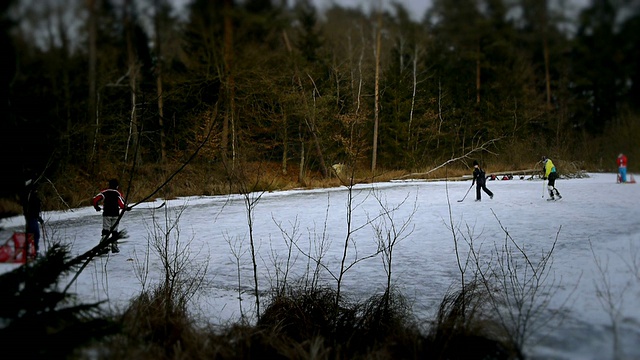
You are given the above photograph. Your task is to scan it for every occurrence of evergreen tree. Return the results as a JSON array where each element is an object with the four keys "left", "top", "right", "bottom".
[{"left": 571, "top": 0, "right": 621, "bottom": 133}]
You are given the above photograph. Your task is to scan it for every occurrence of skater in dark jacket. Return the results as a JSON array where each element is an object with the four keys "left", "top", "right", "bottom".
[
  {"left": 472, "top": 160, "right": 493, "bottom": 202},
  {"left": 92, "top": 179, "right": 129, "bottom": 253},
  {"left": 21, "top": 178, "right": 44, "bottom": 255}
]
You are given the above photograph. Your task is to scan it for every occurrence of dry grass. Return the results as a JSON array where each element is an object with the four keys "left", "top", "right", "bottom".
[
  {"left": 0, "top": 198, "right": 22, "bottom": 219},
  {"left": 426, "top": 283, "right": 523, "bottom": 359},
  {"left": 92, "top": 284, "right": 431, "bottom": 359},
  {"left": 85, "top": 282, "right": 522, "bottom": 359}
]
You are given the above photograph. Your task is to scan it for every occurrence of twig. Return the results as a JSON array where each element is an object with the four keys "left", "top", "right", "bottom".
[
  {"left": 43, "top": 176, "right": 72, "bottom": 211},
  {"left": 396, "top": 137, "right": 502, "bottom": 180}
]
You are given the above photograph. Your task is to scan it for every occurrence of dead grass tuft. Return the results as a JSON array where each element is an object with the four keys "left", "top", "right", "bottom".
[
  {"left": 426, "top": 283, "right": 523, "bottom": 359},
  {"left": 103, "top": 285, "right": 200, "bottom": 359},
  {"left": 257, "top": 285, "right": 426, "bottom": 358},
  {"left": 0, "top": 198, "right": 21, "bottom": 219}
]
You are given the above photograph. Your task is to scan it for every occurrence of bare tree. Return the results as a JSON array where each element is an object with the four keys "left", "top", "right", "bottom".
[
  {"left": 372, "top": 190, "right": 416, "bottom": 308},
  {"left": 371, "top": 6, "right": 382, "bottom": 173},
  {"left": 282, "top": 30, "right": 328, "bottom": 179},
  {"left": 588, "top": 239, "right": 628, "bottom": 360},
  {"left": 153, "top": 0, "right": 167, "bottom": 163},
  {"left": 275, "top": 194, "right": 333, "bottom": 291},
  {"left": 407, "top": 44, "right": 421, "bottom": 146},
  {"left": 269, "top": 214, "right": 301, "bottom": 296},
  {"left": 223, "top": 160, "right": 278, "bottom": 321},
  {"left": 225, "top": 232, "right": 250, "bottom": 321},
  {"left": 396, "top": 137, "right": 502, "bottom": 180},
  {"left": 222, "top": 0, "right": 235, "bottom": 161},
  {"left": 466, "top": 212, "right": 573, "bottom": 350},
  {"left": 149, "top": 205, "right": 209, "bottom": 316},
  {"left": 87, "top": 0, "right": 98, "bottom": 163},
  {"left": 123, "top": 0, "right": 140, "bottom": 164},
  {"left": 241, "top": 184, "right": 264, "bottom": 320}
]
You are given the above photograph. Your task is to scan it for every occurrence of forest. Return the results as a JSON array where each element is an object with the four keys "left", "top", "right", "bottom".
[{"left": 1, "top": 0, "right": 639, "bottom": 214}]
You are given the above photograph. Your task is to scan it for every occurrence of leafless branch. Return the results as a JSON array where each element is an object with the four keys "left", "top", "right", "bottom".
[{"left": 396, "top": 137, "right": 503, "bottom": 180}]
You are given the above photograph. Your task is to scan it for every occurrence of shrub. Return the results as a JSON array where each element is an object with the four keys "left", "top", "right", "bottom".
[
  {"left": 0, "top": 245, "right": 118, "bottom": 359},
  {"left": 425, "top": 283, "right": 523, "bottom": 360}
]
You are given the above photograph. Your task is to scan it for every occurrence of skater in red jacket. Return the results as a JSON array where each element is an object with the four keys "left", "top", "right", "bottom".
[
  {"left": 92, "top": 179, "right": 129, "bottom": 253},
  {"left": 617, "top": 153, "right": 628, "bottom": 183}
]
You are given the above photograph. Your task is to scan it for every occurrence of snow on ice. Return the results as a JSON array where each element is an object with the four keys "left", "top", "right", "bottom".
[{"left": 1, "top": 172, "right": 639, "bottom": 359}]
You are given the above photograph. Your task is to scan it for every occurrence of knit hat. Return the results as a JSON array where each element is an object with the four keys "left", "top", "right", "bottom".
[
  {"left": 108, "top": 179, "right": 119, "bottom": 189},
  {"left": 473, "top": 160, "right": 479, "bottom": 166}
]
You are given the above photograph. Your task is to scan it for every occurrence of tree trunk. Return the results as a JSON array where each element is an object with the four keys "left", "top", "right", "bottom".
[
  {"left": 283, "top": 30, "right": 328, "bottom": 178},
  {"left": 154, "top": 0, "right": 167, "bottom": 164},
  {"left": 87, "top": 0, "right": 97, "bottom": 164},
  {"left": 372, "top": 11, "right": 382, "bottom": 173},
  {"left": 298, "top": 121, "right": 305, "bottom": 183},
  {"left": 476, "top": 42, "right": 481, "bottom": 104},
  {"left": 124, "top": 0, "right": 139, "bottom": 164},
  {"left": 282, "top": 111, "right": 288, "bottom": 175},
  {"left": 223, "top": 0, "right": 235, "bottom": 162},
  {"left": 542, "top": 0, "right": 552, "bottom": 108},
  {"left": 437, "top": 79, "right": 444, "bottom": 149},
  {"left": 408, "top": 45, "right": 418, "bottom": 148},
  {"left": 309, "top": 88, "right": 328, "bottom": 178},
  {"left": 56, "top": 9, "right": 72, "bottom": 159}
]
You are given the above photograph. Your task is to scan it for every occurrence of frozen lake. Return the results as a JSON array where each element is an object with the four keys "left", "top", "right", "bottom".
[{"left": 2, "top": 172, "right": 639, "bottom": 359}]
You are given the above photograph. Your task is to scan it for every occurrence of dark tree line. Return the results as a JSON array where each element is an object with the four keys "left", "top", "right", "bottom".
[{"left": 1, "top": 0, "right": 639, "bottom": 201}]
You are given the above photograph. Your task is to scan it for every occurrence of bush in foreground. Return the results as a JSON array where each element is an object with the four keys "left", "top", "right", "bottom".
[
  {"left": 87, "top": 282, "right": 522, "bottom": 359},
  {"left": 0, "top": 245, "right": 118, "bottom": 360}
]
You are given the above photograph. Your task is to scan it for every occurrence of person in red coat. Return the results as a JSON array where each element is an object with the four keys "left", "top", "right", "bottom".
[
  {"left": 92, "top": 179, "right": 129, "bottom": 253},
  {"left": 617, "top": 153, "right": 628, "bottom": 183}
]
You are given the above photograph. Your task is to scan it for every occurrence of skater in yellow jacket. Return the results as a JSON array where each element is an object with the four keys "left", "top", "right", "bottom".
[{"left": 542, "top": 156, "right": 562, "bottom": 201}]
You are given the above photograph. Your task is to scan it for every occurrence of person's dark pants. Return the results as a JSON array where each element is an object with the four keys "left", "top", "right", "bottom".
[
  {"left": 547, "top": 172, "right": 561, "bottom": 197},
  {"left": 548, "top": 172, "right": 558, "bottom": 187},
  {"left": 476, "top": 182, "right": 493, "bottom": 200}
]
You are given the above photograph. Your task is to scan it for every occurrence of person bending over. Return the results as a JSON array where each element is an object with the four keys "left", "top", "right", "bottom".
[{"left": 542, "top": 156, "right": 562, "bottom": 201}]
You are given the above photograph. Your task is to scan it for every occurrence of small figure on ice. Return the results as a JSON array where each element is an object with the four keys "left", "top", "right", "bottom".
[
  {"left": 617, "top": 153, "right": 628, "bottom": 183},
  {"left": 21, "top": 175, "right": 44, "bottom": 257},
  {"left": 542, "top": 156, "right": 562, "bottom": 201},
  {"left": 472, "top": 160, "right": 493, "bottom": 202},
  {"left": 92, "top": 179, "right": 130, "bottom": 253}
]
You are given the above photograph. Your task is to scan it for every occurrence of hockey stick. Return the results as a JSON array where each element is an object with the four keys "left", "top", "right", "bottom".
[
  {"left": 148, "top": 201, "right": 166, "bottom": 210},
  {"left": 457, "top": 184, "right": 473, "bottom": 202},
  {"left": 129, "top": 201, "right": 166, "bottom": 211}
]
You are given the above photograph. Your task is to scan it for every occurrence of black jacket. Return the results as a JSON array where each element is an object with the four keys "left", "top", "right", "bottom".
[
  {"left": 473, "top": 167, "right": 486, "bottom": 186},
  {"left": 22, "top": 187, "right": 42, "bottom": 220}
]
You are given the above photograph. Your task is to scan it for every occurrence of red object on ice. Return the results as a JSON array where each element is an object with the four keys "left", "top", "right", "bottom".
[
  {"left": 618, "top": 173, "right": 637, "bottom": 184},
  {"left": 0, "top": 232, "right": 36, "bottom": 263}
]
